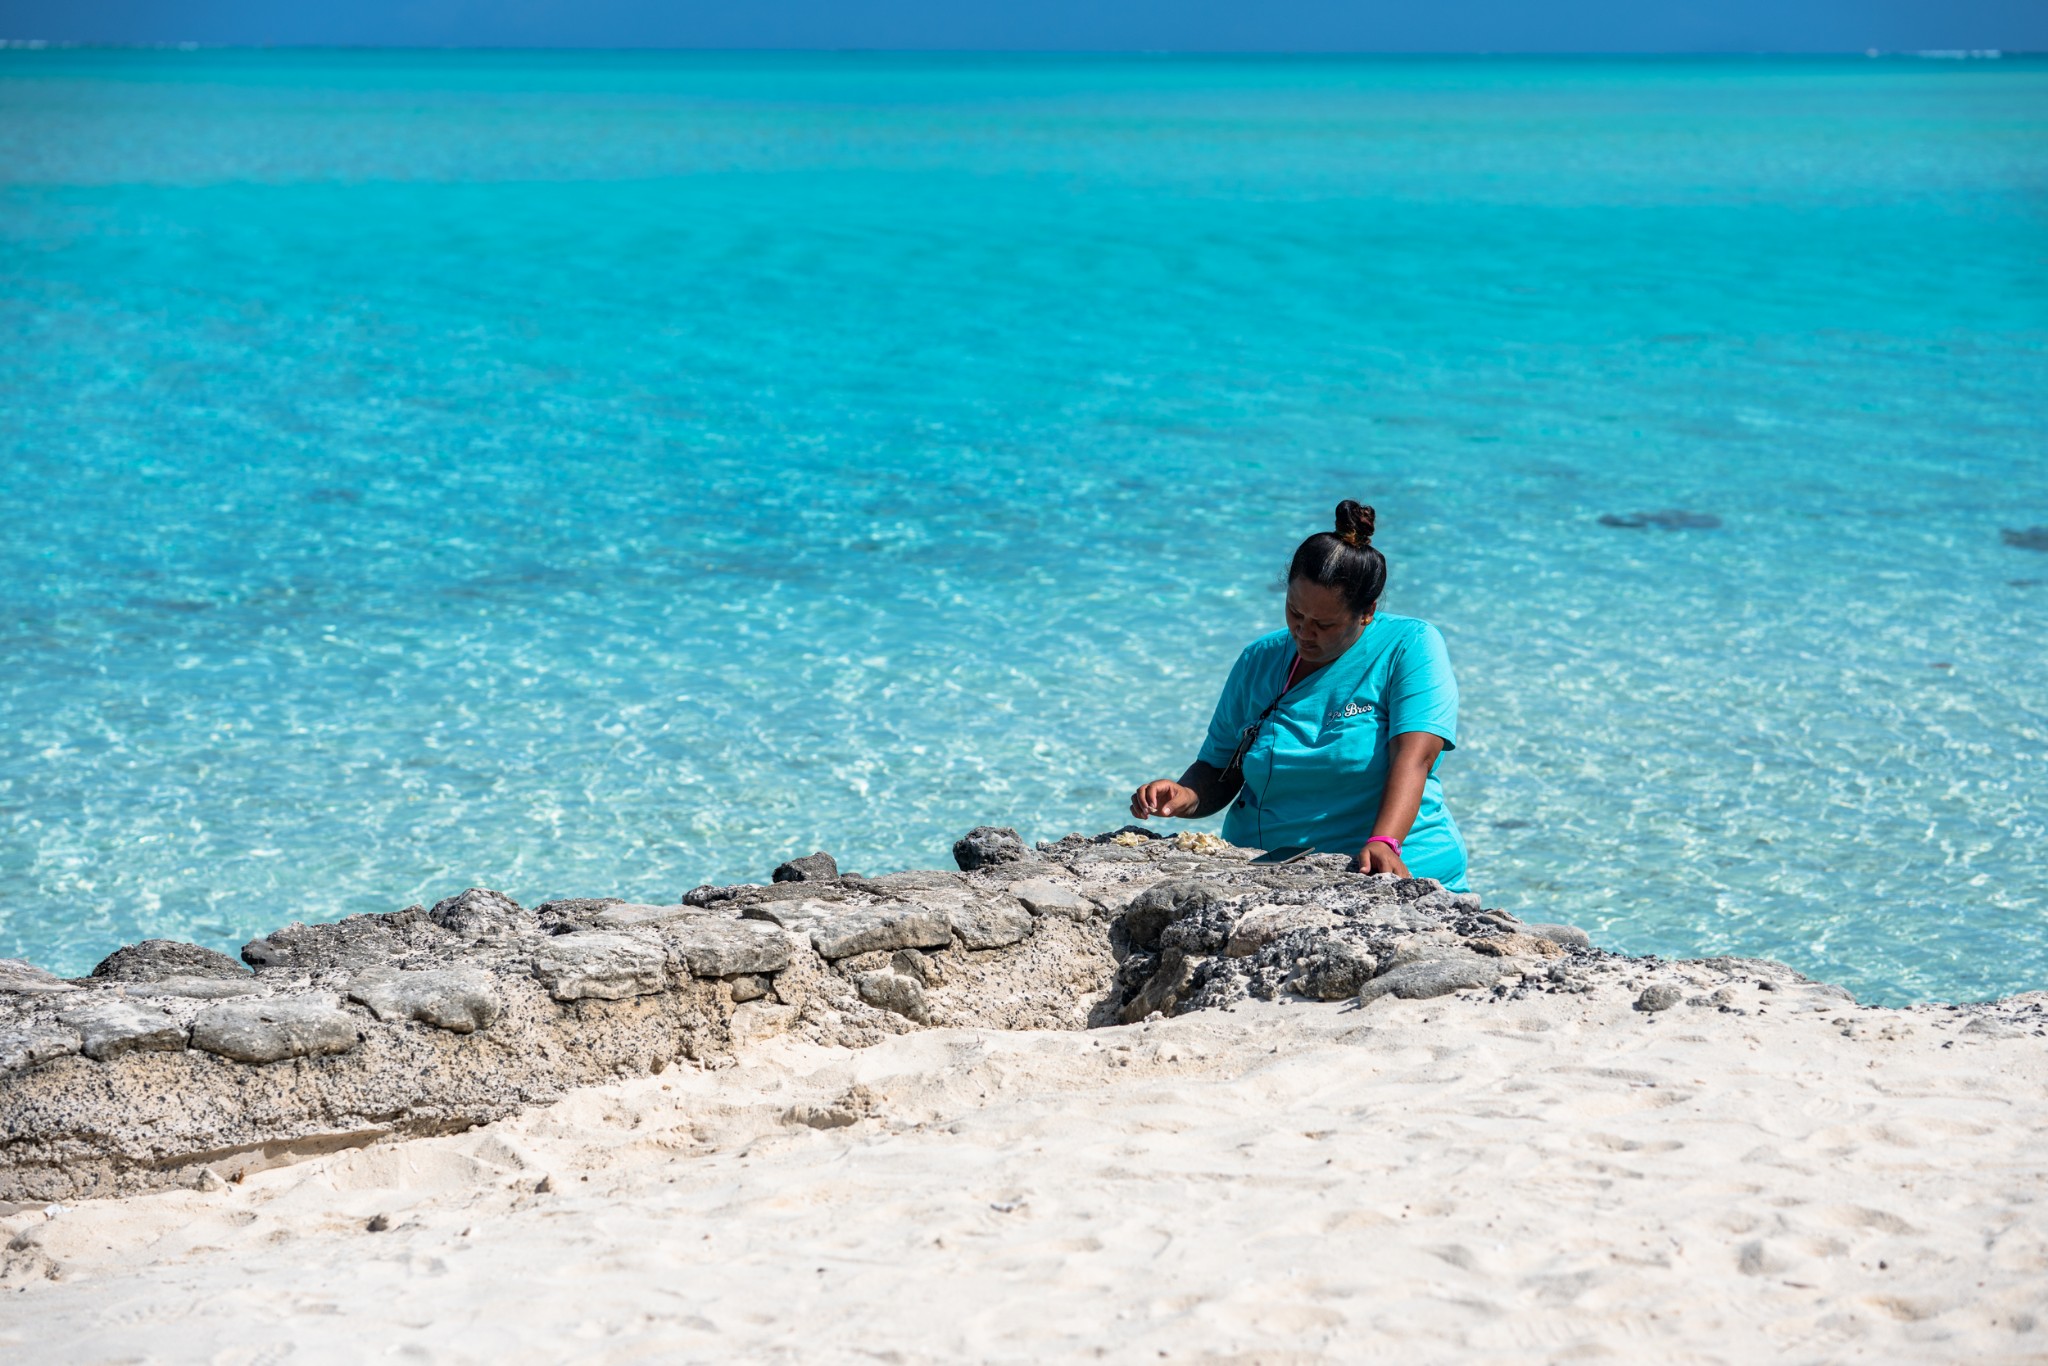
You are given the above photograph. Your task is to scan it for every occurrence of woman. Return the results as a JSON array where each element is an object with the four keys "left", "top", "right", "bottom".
[{"left": 1129, "top": 500, "right": 1470, "bottom": 891}]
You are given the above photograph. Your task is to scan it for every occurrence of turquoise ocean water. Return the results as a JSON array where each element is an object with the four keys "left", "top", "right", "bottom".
[{"left": 2, "top": 52, "right": 2044, "bottom": 1003}]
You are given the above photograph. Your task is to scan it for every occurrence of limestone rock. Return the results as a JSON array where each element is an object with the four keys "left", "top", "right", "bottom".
[
  {"left": 0, "top": 1025, "right": 81, "bottom": 1072},
  {"left": 727, "top": 975, "right": 770, "bottom": 1003},
  {"left": 740, "top": 899, "right": 835, "bottom": 935},
  {"left": 1286, "top": 939, "right": 1377, "bottom": 1000},
  {"left": 190, "top": 995, "right": 361, "bottom": 1064},
  {"left": 92, "top": 940, "right": 249, "bottom": 983},
  {"left": 1634, "top": 983, "right": 1684, "bottom": 1013},
  {"left": 123, "top": 977, "right": 265, "bottom": 1000},
  {"left": 529, "top": 933, "right": 667, "bottom": 1002},
  {"left": 428, "top": 888, "right": 529, "bottom": 941},
  {"left": 1227, "top": 904, "right": 1341, "bottom": 957},
  {"left": 945, "top": 901, "right": 1035, "bottom": 951},
  {"left": 772, "top": 851, "right": 839, "bottom": 883},
  {"left": 1468, "top": 932, "right": 1568, "bottom": 960},
  {"left": 1523, "top": 922, "right": 1593, "bottom": 950},
  {"left": 855, "top": 970, "right": 929, "bottom": 1024},
  {"left": 0, "top": 958, "right": 79, "bottom": 997},
  {"left": 1010, "top": 879, "right": 1094, "bottom": 921},
  {"left": 59, "top": 1000, "right": 188, "bottom": 1061},
  {"left": 1358, "top": 954, "right": 1505, "bottom": 1004},
  {"left": 668, "top": 917, "right": 792, "bottom": 978},
  {"left": 952, "top": 826, "right": 1037, "bottom": 871},
  {"left": 346, "top": 969, "right": 503, "bottom": 1034},
  {"left": 810, "top": 906, "right": 953, "bottom": 960}
]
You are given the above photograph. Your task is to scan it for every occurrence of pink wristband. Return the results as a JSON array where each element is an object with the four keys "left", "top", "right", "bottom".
[{"left": 1367, "top": 835, "right": 1402, "bottom": 856}]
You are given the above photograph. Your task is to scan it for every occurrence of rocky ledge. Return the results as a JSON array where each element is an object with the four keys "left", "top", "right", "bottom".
[{"left": 3, "top": 825, "right": 2041, "bottom": 1204}]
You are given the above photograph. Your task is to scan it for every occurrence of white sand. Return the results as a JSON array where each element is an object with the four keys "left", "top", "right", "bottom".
[{"left": 4, "top": 984, "right": 2045, "bottom": 1363}]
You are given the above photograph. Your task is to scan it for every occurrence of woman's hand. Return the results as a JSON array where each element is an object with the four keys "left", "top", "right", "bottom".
[
  {"left": 1130, "top": 780, "right": 1199, "bottom": 820},
  {"left": 1352, "top": 839, "right": 1411, "bottom": 878}
]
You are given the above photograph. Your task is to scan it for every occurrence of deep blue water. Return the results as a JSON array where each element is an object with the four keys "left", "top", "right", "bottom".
[{"left": 2, "top": 51, "right": 2045, "bottom": 1002}]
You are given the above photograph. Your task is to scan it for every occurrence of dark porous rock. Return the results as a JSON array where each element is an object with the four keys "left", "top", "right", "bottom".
[
  {"left": 190, "top": 994, "right": 361, "bottom": 1064},
  {"left": 952, "top": 826, "right": 1038, "bottom": 871},
  {"left": 1114, "top": 879, "right": 1232, "bottom": 955},
  {"left": 59, "top": 1000, "right": 188, "bottom": 1061},
  {"left": 1635, "top": 983, "right": 1685, "bottom": 1013},
  {"left": 529, "top": 933, "right": 667, "bottom": 1002},
  {"left": 1358, "top": 954, "right": 1505, "bottom": 1004},
  {"left": 1288, "top": 939, "right": 1378, "bottom": 1001},
  {"left": 772, "top": 851, "right": 840, "bottom": 884},
  {"left": 428, "top": 888, "right": 529, "bottom": 941},
  {"left": 534, "top": 898, "right": 626, "bottom": 933},
  {"left": 2001, "top": 526, "right": 2048, "bottom": 552},
  {"left": 810, "top": 906, "right": 953, "bottom": 961},
  {"left": 667, "top": 917, "right": 792, "bottom": 978},
  {"left": 92, "top": 940, "right": 250, "bottom": 983},
  {"left": 945, "top": 901, "right": 1036, "bottom": 951},
  {"left": 855, "top": 969, "right": 929, "bottom": 1024},
  {"left": 346, "top": 969, "right": 503, "bottom": 1034}
]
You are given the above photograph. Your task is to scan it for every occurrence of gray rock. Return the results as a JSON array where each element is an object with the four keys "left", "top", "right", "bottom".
[
  {"left": 0, "top": 958, "right": 80, "bottom": 997},
  {"left": 667, "top": 917, "right": 792, "bottom": 978},
  {"left": 951, "top": 826, "right": 1037, "bottom": 871},
  {"left": 1010, "top": 879, "right": 1093, "bottom": 920},
  {"left": 1634, "top": 983, "right": 1684, "bottom": 1013},
  {"left": 855, "top": 970, "right": 929, "bottom": 1023},
  {"left": 1358, "top": 954, "right": 1505, "bottom": 1004},
  {"left": 772, "top": 851, "right": 839, "bottom": 884},
  {"left": 428, "top": 888, "right": 529, "bottom": 941},
  {"left": 588, "top": 903, "right": 701, "bottom": 932},
  {"left": 59, "top": 1000, "right": 188, "bottom": 1061},
  {"left": 945, "top": 901, "right": 1036, "bottom": 950},
  {"left": 1288, "top": 939, "right": 1377, "bottom": 1000},
  {"left": 92, "top": 940, "right": 249, "bottom": 983},
  {"left": 727, "top": 975, "right": 770, "bottom": 1003},
  {"left": 346, "top": 969, "right": 503, "bottom": 1034},
  {"left": 1227, "top": 904, "right": 1340, "bottom": 957},
  {"left": 529, "top": 933, "right": 667, "bottom": 1002},
  {"left": 190, "top": 995, "right": 361, "bottom": 1064},
  {"left": 740, "top": 900, "right": 834, "bottom": 935},
  {"left": 1524, "top": 922, "right": 1593, "bottom": 951},
  {"left": 810, "top": 906, "right": 953, "bottom": 961},
  {"left": 1115, "top": 879, "right": 1231, "bottom": 953},
  {"left": 0, "top": 1026, "right": 81, "bottom": 1072},
  {"left": 123, "top": 976, "right": 266, "bottom": 1000}
]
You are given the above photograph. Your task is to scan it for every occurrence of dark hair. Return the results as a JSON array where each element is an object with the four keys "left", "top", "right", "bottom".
[{"left": 1287, "top": 500, "right": 1386, "bottom": 615}]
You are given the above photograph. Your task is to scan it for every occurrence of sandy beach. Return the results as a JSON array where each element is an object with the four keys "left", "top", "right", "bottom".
[{"left": 7, "top": 978, "right": 2044, "bottom": 1363}]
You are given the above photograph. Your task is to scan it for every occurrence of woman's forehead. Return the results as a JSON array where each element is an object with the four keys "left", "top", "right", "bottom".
[{"left": 1286, "top": 580, "right": 1351, "bottom": 613}]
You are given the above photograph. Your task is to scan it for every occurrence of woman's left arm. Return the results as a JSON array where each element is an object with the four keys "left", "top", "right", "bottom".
[{"left": 1353, "top": 730, "right": 1445, "bottom": 877}]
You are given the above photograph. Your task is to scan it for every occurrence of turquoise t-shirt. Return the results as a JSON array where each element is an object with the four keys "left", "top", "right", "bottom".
[{"left": 1195, "top": 615, "right": 1469, "bottom": 891}]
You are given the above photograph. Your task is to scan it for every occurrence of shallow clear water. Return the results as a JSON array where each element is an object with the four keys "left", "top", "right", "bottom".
[{"left": 3, "top": 52, "right": 2045, "bottom": 1001}]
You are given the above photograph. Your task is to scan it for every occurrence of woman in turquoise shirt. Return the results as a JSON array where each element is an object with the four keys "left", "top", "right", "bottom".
[{"left": 1130, "top": 500, "right": 1470, "bottom": 891}]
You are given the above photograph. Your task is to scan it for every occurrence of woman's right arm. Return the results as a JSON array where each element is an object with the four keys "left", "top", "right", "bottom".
[{"left": 1130, "top": 760, "right": 1242, "bottom": 820}]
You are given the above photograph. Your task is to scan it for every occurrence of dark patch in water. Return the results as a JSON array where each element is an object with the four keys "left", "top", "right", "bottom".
[
  {"left": 1599, "top": 510, "right": 1722, "bottom": 531},
  {"left": 1490, "top": 818, "right": 1532, "bottom": 829},
  {"left": 308, "top": 488, "right": 362, "bottom": 505},
  {"left": 2010, "top": 579, "right": 2043, "bottom": 588},
  {"left": 2000, "top": 526, "right": 2048, "bottom": 552},
  {"left": 128, "top": 597, "right": 211, "bottom": 613}
]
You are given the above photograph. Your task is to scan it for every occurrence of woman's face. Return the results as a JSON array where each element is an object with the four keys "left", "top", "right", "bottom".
[{"left": 1285, "top": 578, "right": 1370, "bottom": 665}]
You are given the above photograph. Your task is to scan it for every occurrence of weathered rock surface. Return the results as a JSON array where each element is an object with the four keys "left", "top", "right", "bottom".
[
  {"left": 529, "top": 934, "right": 667, "bottom": 1002},
  {"left": 347, "top": 969, "right": 503, "bottom": 1034},
  {"left": 190, "top": 995, "right": 361, "bottom": 1064},
  {"left": 91, "top": 940, "right": 250, "bottom": 983},
  {"left": 668, "top": 918, "right": 792, "bottom": 978},
  {"left": 810, "top": 906, "right": 953, "bottom": 961},
  {"left": 7, "top": 821, "right": 1998, "bottom": 1206},
  {"left": 944, "top": 901, "right": 1036, "bottom": 950},
  {"left": 59, "top": 1000, "right": 188, "bottom": 1061},
  {"left": 772, "top": 851, "right": 840, "bottom": 884},
  {"left": 952, "top": 826, "right": 1037, "bottom": 870}
]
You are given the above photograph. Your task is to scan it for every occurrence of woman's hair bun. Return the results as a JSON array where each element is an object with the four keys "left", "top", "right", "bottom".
[{"left": 1333, "top": 500, "right": 1376, "bottom": 549}]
